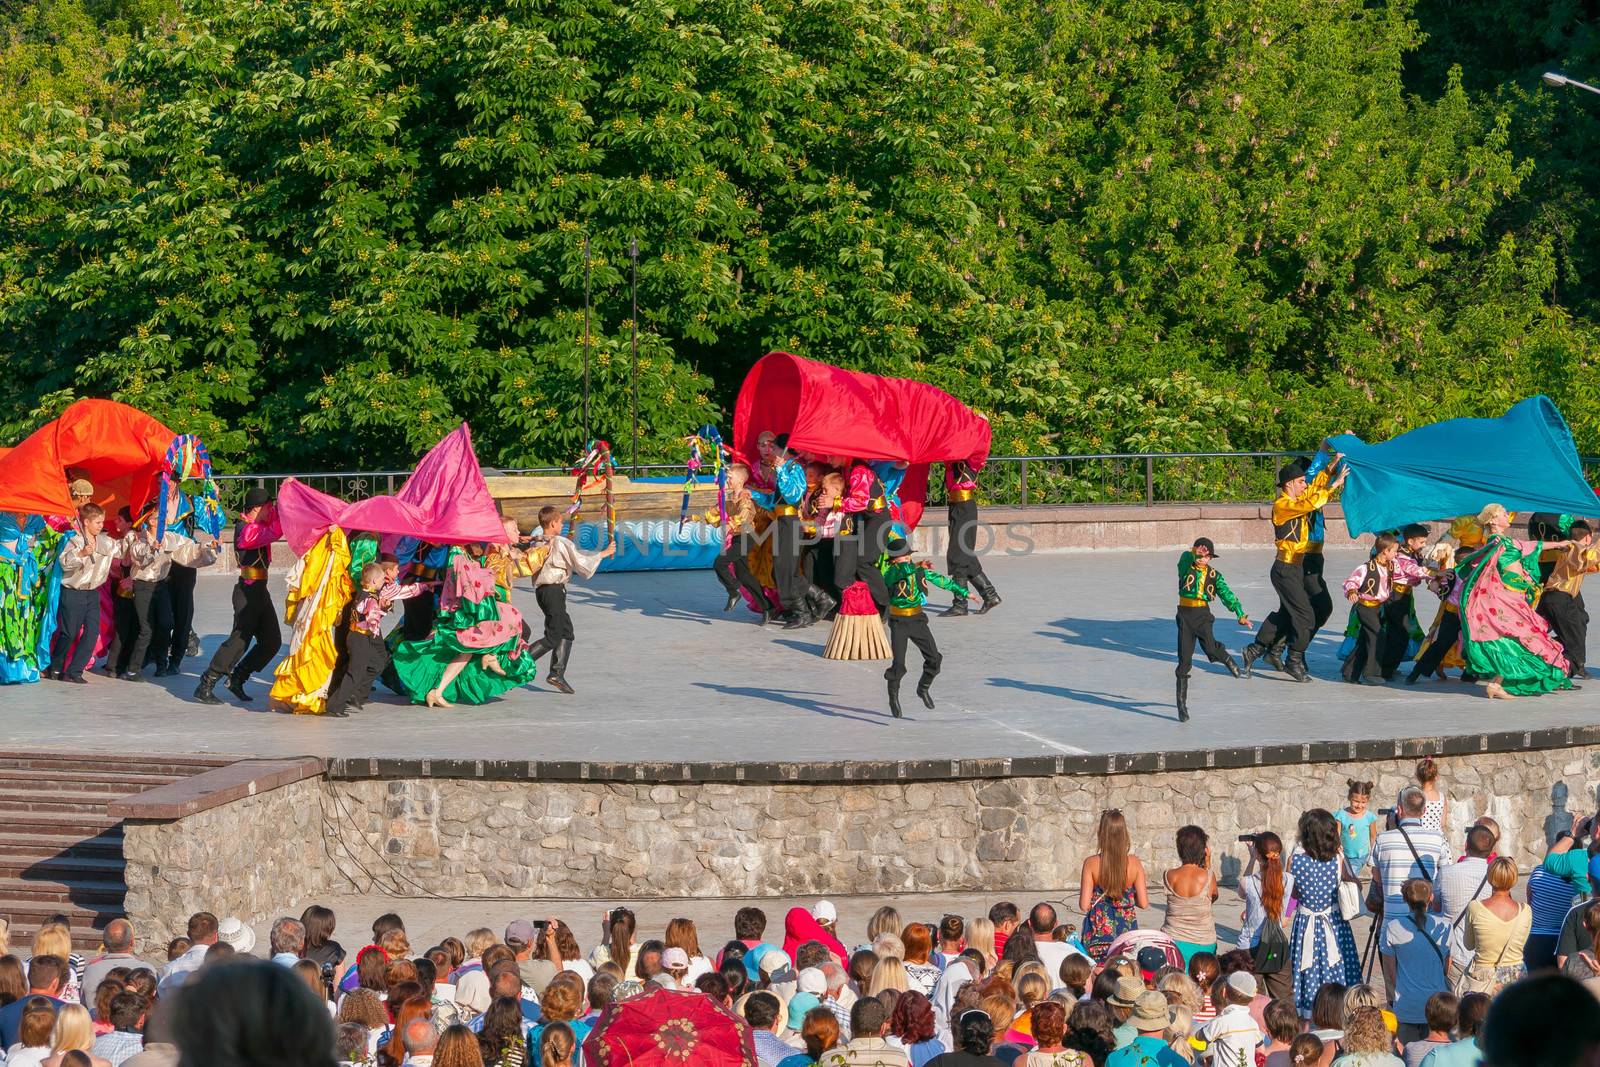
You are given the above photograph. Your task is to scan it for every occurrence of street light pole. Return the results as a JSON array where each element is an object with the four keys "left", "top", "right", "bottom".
[{"left": 1543, "top": 71, "right": 1600, "bottom": 97}]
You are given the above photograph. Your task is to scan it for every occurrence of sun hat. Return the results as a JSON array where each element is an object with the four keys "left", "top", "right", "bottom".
[
  {"left": 1108, "top": 976, "right": 1144, "bottom": 1008},
  {"left": 1130, "top": 990, "right": 1172, "bottom": 1031},
  {"left": 216, "top": 917, "right": 256, "bottom": 955}
]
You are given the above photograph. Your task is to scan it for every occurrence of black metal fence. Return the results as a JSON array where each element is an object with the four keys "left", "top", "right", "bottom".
[{"left": 210, "top": 452, "right": 1600, "bottom": 512}]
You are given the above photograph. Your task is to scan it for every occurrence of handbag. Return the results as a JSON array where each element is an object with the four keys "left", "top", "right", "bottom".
[{"left": 1338, "top": 879, "right": 1363, "bottom": 922}]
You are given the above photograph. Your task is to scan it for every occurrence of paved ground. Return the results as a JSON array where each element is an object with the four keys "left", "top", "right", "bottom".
[
  {"left": 242, "top": 883, "right": 1383, "bottom": 967},
  {"left": 2, "top": 549, "right": 1595, "bottom": 762}
]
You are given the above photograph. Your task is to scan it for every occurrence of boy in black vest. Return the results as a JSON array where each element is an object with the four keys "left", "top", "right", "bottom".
[
  {"left": 1174, "top": 537, "right": 1250, "bottom": 722},
  {"left": 1342, "top": 533, "right": 1399, "bottom": 686}
]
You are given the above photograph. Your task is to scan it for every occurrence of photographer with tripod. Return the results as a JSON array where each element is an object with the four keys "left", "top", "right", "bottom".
[{"left": 1370, "top": 788, "right": 1452, "bottom": 999}]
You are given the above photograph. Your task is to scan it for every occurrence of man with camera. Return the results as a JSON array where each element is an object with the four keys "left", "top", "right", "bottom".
[{"left": 1370, "top": 786, "right": 1452, "bottom": 996}]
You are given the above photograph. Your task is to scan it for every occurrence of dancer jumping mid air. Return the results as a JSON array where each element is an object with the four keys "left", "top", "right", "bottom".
[
  {"left": 882, "top": 535, "right": 963, "bottom": 719},
  {"left": 1173, "top": 537, "right": 1249, "bottom": 723}
]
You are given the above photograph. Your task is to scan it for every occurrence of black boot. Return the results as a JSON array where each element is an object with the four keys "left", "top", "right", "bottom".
[
  {"left": 1264, "top": 641, "right": 1288, "bottom": 673},
  {"left": 525, "top": 637, "right": 553, "bottom": 663},
  {"left": 916, "top": 674, "right": 936, "bottom": 709},
  {"left": 888, "top": 680, "right": 903, "bottom": 719},
  {"left": 758, "top": 607, "right": 773, "bottom": 627},
  {"left": 1222, "top": 653, "right": 1241, "bottom": 679},
  {"left": 226, "top": 671, "right": 252, "bottom": 702},
  {"left": 973, "top": 574, "right": 1002, "bottom": 614},
  {"left": 546, "top": 639, "right": 575, "bottom": 694},
  {"left": 723, "top": 592, "right": 739, "bottom": 612},
  {"left": 1240, "top": 642, "right": 1264, "bottom": 678},
  {"left": 807, "top": 587, "right": 837, "bottom": 621},
  {"left": 783, "top": 606, "right": 815, "bottom": 630},
  {"left": 1285, "top": 650, "right": 1311, "bottom": 683},
  {"left": 1176, "top": 677, "right": 1190, "bottom": 722},
  {"left": 1405, "top": 666, "right": 1422, "bottom": 685},
  {"left": 187, "top": 630, "right": 201, "bottom": 658},
  {"left": 939, "top": 597, "right": 970, "bottom": 618},
  {"left": 194, "top": 670, "right": 224, "bottom": 706}
]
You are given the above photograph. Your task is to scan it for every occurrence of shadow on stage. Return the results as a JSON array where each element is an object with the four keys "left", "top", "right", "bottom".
[
  {"left": 985, "top": 677, "right": 1175, "bottom": 721},
  {"left": 692, "top": 682, "right": 894, "bottom": 725},
  {"left": 1038, "top": 617, "right": 1179, "bottom": 664}
]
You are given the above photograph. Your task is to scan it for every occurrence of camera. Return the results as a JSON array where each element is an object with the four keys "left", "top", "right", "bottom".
[
  {"left": 1378, "top": 807, "right": 1396, "bottom": 816},
  {"left": 1237, "top": 833, "right": 1262, "bottom": 843}
]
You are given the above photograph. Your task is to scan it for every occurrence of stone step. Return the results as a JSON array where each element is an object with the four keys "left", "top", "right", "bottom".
[
  {"left": 0, "top": 853, "right": 127, "bottom": 881},
  {"left": 1, "top": 768, "right": 185, "bottom": 792},
  {"left": 0, "top": 876, "right": 128, "bottom": 905},
  {"left": 0, "top": 752, "right": 234, "bottom": 776},
  {"left": 0, "top": 831, "right": 124, "bottom": 862},
  {"left": 0, "top": 789, "right": 125, "bottom": 814},
  {"left": 0, "top": 810, "right": 125, "bottom": 837},
  {"left": 2, "top": 900, "right": 124, "bottom": 950}
]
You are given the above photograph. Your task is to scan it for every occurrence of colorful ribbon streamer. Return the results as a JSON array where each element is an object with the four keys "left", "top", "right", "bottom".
[
  {"left": 565, "top": 439, "right": 618, "bottom": 546},
  {"left": 679, "top": 425, "right": 729, "bottom": 531},
  {"left": 157, "top": 434, "right": 225, "bottom": 540}
]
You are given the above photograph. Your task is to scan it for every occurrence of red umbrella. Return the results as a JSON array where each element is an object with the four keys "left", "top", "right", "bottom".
[{"left": 582, "top": 987, "right": 757, "bottom": 1067}]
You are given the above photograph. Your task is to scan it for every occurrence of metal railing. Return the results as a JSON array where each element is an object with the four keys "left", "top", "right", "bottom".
[{"left": 212, "top": 452, "right": 1600, "bottom": 511}]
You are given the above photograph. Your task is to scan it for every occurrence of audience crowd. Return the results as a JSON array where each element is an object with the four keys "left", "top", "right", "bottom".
[{"left": 3, "top": 761, "right": 1600, "bottom": 1067}]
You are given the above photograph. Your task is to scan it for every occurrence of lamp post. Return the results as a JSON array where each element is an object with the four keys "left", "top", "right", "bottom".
[{"left": 1543, "top": 71, "right": 1600, "bottom": 97}]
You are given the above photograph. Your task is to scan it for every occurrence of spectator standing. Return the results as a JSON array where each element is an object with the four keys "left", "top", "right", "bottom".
[
  {"left": 1400, "top": 993, "right": 1455, "bottom": 1067},
  {"left": 270, "top": 919, "right": 307, "bottom": 967},
  {"left": 932, "top": 918, "right": 966, "bottom": 972},
  {"left": 923, "top": 1008, "right": 1003, "bottom": 1067},
  {"left": 1290, "top": 810, "right": 1361, "bottom": 1018},
  {"left": 886, "top": 991, "right": 945, "bottom": 1066},
  {"left": 80, "top": 923, "right": 147, "bottom": 1018},
  {"left": 1080, "top": 811, "right": 1149, "bottom": 962},
  {"left": 301, "top": 906, "right": 347, "bottom": 972},
  {"left": 1432, "top": 826, "right": 1493, "bottom": 992},
  {"left": 1460, "top": 859, "right": 1530, "bottom": 996},
  {"left": 1382, "top": 879, "right": 1451, "bottom": 1043},
  {"left": 1556, "top": 856, "right": 1600, "bottom": 968},
  {"left": 988, "top": 905, "right": 1021, "bottom": 961},
  {"left": 1237, "top": 832, "right": 1295, "bottom": 1001},
  {"left": 588, "top": 910, "right": 637, "bottom": 976},
  {"left": 1401, "top": 759, "right": 1449, "bottom": 836},
  {"left": 158, "top": 914, "right": 218, "bottom": 994},
  {"left": 1027, "top": 906, "right": 1076, "bottom": 985},
  {"left": 1561, "top": 904, "right": 1600, "bottom": 996},
  {"left": 1, "top": 958, "right": 67, "bottom": 1047},
  {"left": 1334, "top": 780, "right": 1380, "bottom": 879},
  {"left": 1525, "top": 843, "right": 1581, "bottom": 973},
  {"left": 1414, "top": 992, "right": 1487, "bottom": 1067},
  {"left": 90, "top": 993, "right": 146, "bottom": 1066},
  {"left": 664, "top": 919, "right": 714, "bottom": 985},
  {"left": 1103, "top": 993, "right": 1183, "bottom": 1067},
  {"left": 1197, "top": 972, "right": 1264, "bottom": 1065},
  {"left": 1161, "top": 826, "right": 1219, "bottom": 965},
  {"left": 821, "top": 997, "right": 910, "bottom": 1067},
  {"left": 1370, "top": 790, "right": 1451, "bottom": 995}
]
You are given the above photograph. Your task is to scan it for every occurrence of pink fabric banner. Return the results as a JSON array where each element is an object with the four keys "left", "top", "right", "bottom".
[{"left": 276, "top": 424, "right": 509, "bottom": 555}]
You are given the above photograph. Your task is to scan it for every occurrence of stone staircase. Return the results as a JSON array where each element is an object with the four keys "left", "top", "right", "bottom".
[{"left": 0, "top": 752, "right": 234, "bottom": 951}]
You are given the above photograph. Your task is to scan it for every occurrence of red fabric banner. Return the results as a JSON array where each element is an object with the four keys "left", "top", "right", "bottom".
[
  {"left": 732, "top": 351, "right": 991, "bottom": 530},
  {"left": 0, "top": 399, "right": 175, "bottom": 517}
]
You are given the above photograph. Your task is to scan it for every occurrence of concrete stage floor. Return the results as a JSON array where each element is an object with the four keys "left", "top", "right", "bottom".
[{"left": 2, "top": 549, "right": 1595, "bottom": 762}]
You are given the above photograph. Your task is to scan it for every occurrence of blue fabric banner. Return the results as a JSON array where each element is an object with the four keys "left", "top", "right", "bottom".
[{"left": 1328, "top": 396, "right": 1598, "bottom": 535}]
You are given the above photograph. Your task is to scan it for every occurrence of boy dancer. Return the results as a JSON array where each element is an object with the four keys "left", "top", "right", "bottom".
[
  {"left": 1174, "top": 537, "right": 1250, "bottom": 723},
  {"left": 1539, "top": 519, "right": 1600, "bottom": 680},
  {"left": 1242, "top": 449, "right": 1347, "bottom": 682},
  {"left": 47, "top": 504, "right": 116, "bottom": 684},
  {"left": 712, "top": 464, "right": 771, "bottom": 624},
  {"left": 528, "top": 505, "right": 615, "bottom": 693},
  {"left": 1342, "top": 533, "right": 1398, "bottom": 686},
  {"left": 941, "top": 460, "right": 1001, "bottom": 617},
  {"left": 324, "top": 561, "right": 432, "bottom": 717},
  {"left": 1378, "top": 523, "right": 1431, "bottom": 680},
  {"left": 196, "top": 487, "right": 281, "bottom": 704},
  {"left": 882, "top": 534, "right": 965, "bottom": 719}
]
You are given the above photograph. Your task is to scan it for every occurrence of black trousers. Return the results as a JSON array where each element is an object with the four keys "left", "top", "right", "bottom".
[
  {"left": 831, "top": 515, "right": 892, "bottom": 608},
  {"left": 714, "top": 534, "right": 767, "bottom": 606},
  {"left": 1254, "top": 557, "right": 1332, "bottom": 654},
  {"left": 1343, "top": 602, "right": 1382, "bottom": 681},
  {"left": 104, "top": 592, "right": 139, "bottom": 673},
  {"left": 166, "top": 564, "right": 198, "bottom": 668},
  {"left": 127, "top": 579, "right": 172, "bottom": 674},
  {"left": 1541, "top": 589, "right": 1588, "bottom": 673},
  {"left": 50, "top": 587, "right": 103, "bottom": 679},
  {"left": 886, "top": 611, "right": 942, "bottom": 687},
  {"left": 1377, "top": 594, "right": 1412, "bottom": 678},
  {"left": 769, "top": 514, "right": 816, "bottom": 612},
  {"left": 1413, "top": 609, "right": 1463, "bottom": 678},
  {"left": 536, "top": 583, "right": 574, "bottom": 644},
  {"left": 946, "top": 498, "right": 986, "bottom": 589},
  {"left": 325, "top": 631, "right": 388, "bottom": 715},
  {"left": 400, "top": 590, "right": 437, "bottom": 641},
  {"left": 1175, "top": 605, "right": 1229, "bottom": 680},
  {"left": 206, "top": 580, "right": 282, "bottom": 679}
]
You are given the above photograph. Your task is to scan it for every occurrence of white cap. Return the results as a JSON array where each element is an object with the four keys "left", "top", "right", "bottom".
[
  {"left": 216, "top": 917, "right": 256, "bottom": 955},
  {"left": 812, "top": 901, "right": 837, "bottom": 923},
  {"left": 662, "top": 947, "right": 690, "bottom": 969},
  {"left": 759, "top": 949, "right": 792, "bottom": 974},
  {"left": 797, "top": 967, "right": 826, "bottom": 995},
  {"left": 1225, "top": 971, "right": 1258, "bottom": 997}
]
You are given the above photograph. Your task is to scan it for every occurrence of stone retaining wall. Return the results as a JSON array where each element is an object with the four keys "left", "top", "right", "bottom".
[{"left": 118, "top": 745, "right": 1599, "bottom": 945}]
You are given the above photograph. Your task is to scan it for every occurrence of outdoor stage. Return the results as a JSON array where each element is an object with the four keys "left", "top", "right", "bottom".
[{"left": 4, "top": 548, "right": 1596, "bottom": 765}]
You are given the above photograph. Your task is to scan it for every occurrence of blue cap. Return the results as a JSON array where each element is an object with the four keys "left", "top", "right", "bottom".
[{"left": 1587, "top": 852, "right": 1600, "bottom": 885}]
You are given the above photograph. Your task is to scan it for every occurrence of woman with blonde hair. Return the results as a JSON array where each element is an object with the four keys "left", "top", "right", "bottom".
[
  {"left": 29, "top": 924, "right": 80, "bottom": 1004},
  {"left": 1459, "top": 502, "right": 1576, "bottom": 699},
  {"left": 1462, "top": 857, "right": 1531, "bottom": 995},
  {"left": 965, "top": 918, "right": 999, "bottom": 973},
  {"left": 867, "top": 907, "right": 903, "bottom": 944},
  {"left": 868, "top": 957, "right": 910, "bottom": 996},
  {"left": 1078, "top": 809, "right": 1148, "bottom": 960},
  {"left": 40, "top": 1005, "right": 110, "bottom": 1067},
  {"left": 1334, "top": 1005, "right": 1404, "bottom": 1065}
]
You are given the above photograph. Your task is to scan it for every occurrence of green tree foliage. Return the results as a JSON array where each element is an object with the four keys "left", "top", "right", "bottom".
[{"left": 0, "top": 0, "right": 1597, "bottom": 472}]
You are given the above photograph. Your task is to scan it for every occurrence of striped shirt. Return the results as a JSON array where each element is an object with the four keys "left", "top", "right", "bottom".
[
  {"left": 1373, "top": 821, "right": 1452, "bottom": 916},
  {"left": 1529, "top": 865, "right": 1580, "bottom": 936},
  {"left": 1434, "top": 856, "right": 1492, "bottom": 961}
]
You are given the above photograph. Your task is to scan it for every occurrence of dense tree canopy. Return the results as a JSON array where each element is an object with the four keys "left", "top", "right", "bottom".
[{"left": 0, "top": 0, "right": 1595, "bottom": 470}]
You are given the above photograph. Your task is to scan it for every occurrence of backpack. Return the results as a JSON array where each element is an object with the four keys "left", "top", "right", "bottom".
[{"left": 1253, "top": 916, "right": 1289, "bottom": 974}]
